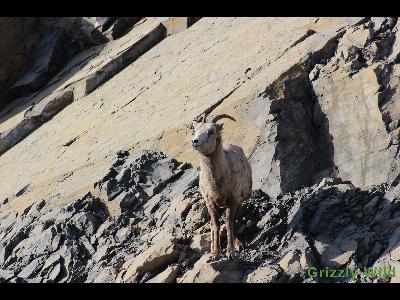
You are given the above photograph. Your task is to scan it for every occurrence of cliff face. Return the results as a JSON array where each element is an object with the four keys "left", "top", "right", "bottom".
[
  {"left": 0, "top": 17, "right": 399, "bottom": 283},
  {"left": 0, "top": 17, "right": 133, "bottom": 109}
]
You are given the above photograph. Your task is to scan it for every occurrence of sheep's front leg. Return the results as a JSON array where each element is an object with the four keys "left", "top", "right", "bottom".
[
  {"left": 233, "top": 203, "right": 243, "bottom": 250},
  {"left": 226, "top": 202, "right": 241, "bottom": 259},
  {"left": 225, "top": 205, "right": 235, "bottom": 260},
  {"left": 206, "top": 201, "right": 221, "bottom": 259}
]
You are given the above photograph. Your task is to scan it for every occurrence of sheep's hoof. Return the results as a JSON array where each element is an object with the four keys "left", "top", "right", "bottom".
[
  {"left": 235, "top": 239, "right": 244, "bottom": 251},
  {"left": 207, "top": 255, "right": 220, "bottom": 263},
  {"left": 227, "top": 249, "right": 235, "bottom": 260}
]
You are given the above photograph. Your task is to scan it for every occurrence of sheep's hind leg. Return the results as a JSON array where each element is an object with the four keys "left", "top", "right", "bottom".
[
  {"left": 210, "top": 227, "right": 215, "bottom": 254},
  {"left": 234, "top": 223, "right": 243, "bottom": 251},
  {"left": 233, "top": 203, "right": 243, "bottom": 251},
  {"left": 226, "top": 202, "right": 240, "bottom": 260}
]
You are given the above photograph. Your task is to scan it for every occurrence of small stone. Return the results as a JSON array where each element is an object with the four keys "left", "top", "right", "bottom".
[
  {"left": 116, "top": 236, "right": 181, "bottom": 283},
  {"left": 146, "top": 265, "right": 179, "bottom": 283},
  {"left": 246, "top": 265, "right": 285, "bottom": 283},
  {"left": 178, "top": 254, "right": 245, "bottom": 283},
  {"left": 190, "top": 233, "right": 211, "bottom": 254}
]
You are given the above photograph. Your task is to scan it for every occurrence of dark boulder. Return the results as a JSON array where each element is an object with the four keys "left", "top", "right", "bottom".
[
  {"left": 103, "top": 17, "right": 142, "bottom": 40},
  {"left": 9, "top": 28, "right": 80, "bottom": 97}
]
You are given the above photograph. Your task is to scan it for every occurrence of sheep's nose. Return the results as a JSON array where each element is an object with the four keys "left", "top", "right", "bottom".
[{"left": 192, "top": 139, "right": 198, "bottom": 145}]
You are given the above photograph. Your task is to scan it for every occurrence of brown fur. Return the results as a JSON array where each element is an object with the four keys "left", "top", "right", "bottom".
[{"left": 191, "top": 115, "right": 252, "bottom": 259}]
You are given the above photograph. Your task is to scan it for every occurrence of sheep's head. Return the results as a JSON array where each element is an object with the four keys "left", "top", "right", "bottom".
[{"left": 191, "top": 113, "right": 236, "bottom": 155}]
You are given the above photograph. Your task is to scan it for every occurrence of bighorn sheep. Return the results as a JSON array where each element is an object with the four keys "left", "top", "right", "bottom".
[{"left": 191, "top": 113, "right": 252, "bottom": 259}]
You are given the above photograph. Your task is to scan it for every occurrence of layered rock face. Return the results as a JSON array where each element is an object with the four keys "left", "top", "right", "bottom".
[{"left": 0, "top": 17, "right": 400, "bottom": 283}]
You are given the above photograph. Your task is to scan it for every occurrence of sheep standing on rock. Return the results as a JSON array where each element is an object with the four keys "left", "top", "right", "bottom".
[{"left": 191, "top": 113, "right": 252, "bottom": 260}]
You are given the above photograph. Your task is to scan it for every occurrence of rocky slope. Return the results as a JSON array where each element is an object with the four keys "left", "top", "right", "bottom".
[{"left": 0, "top": 17, "right": 400, "bottom": 283}]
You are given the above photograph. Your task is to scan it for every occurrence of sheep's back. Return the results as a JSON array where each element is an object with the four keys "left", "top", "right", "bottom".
[{"left": 224, "top": 144, "right": 252, "bottom": 201}]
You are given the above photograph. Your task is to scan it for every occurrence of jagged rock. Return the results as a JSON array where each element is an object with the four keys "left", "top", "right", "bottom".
[
  {"left": 72, "top": 20, "right": 167, "bottom": 99},
  {"left": 146, "top": 265, "right": 179, "bottom": 283},
  {"left": 336, "top": 25, "right": 371, "bottom": 63},
  {"left": 0, "top": 17, "right": 107, "bottom": 108},
  {"left": 389, "top": 21, "right": 400, "bottom": 62},
  {"left": 314, "top": 238, "right": 357, "bottom": 268},
  {"left": 162, "top": 17, "right": 201, "bottom": 36},
  {"left": 0, "top": 17, "right": 40, "bottom": 107},
  {"left": 278, "top": 250, "right": 303, "bottom": 276},
  {"left": 46, "top": 262, "right": 62, "bottom": 282},
  {"left": 178, "top": 254, "right": 247, "bottom": 283},
  {"left": 159, "top": 194, "right": 196, "bottom": 226},
  {"left": 87, "top": 266, "right": 118, "bottom": 283},
  {"left": 310, "top": 18, "right": 400, "bottom": 189},
  {"left": 190, "top": 233, "right": 211, "bottom": 254},
  {"left": 116, "top": 236, "right": 182, "bottom": 283},
  {"left": 95, "top": 149, "right": 193, "bottom": 219},
  {"left": 24, "top": 90, "right": 74, "bottom": 120},
  {"left": 103, "top": 17, "right": 142, "bottom": 40},
  {"left": 95, "top": 17, "right": 118, "bottom": 32},
  {"left": 17, "top": 257, "right": 45, "bottom": 280},
  {"left": 386, "top": 182, "right": 400, "bottom": 202},
  {"left": 0, "top": 89, "right": 73, "bottom": 155},
  {"left": 9, "top": 28, "right": 80, "bottom": 96},
  {"left": 0, "top": 269, "right": 15, "bottom": 282},
  {"left": 245, "top": 265, "right": 286, "bottom": 283},
  {"left": 0, "top": 148, "right": 399, "bottom": 283}
]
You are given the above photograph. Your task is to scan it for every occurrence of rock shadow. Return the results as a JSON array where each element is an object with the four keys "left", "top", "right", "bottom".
[
  {"left": 268, "top": 69, "right": 336, "bottom": 195},
  {"left": 0, "top": 24, "right": 107, "bottom": 125}
]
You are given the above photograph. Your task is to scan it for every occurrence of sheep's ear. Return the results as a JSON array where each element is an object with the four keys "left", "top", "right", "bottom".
[
  {"left": 192, "top": 120, "right": 199, "bottom": 128},
  {"left": 217, "top": 123, "right": 224, "bottom": 131}
]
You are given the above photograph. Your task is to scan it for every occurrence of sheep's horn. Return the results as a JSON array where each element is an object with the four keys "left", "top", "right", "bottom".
[
  {"left": 210, "top": 114, "right": 236, "bottom": 123},
  {"left": 194, "top": 113, "right": 207, "bottom": 123}
]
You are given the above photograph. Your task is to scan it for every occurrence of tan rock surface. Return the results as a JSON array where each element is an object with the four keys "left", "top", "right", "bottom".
[
  {"left": 177, "top": 254, "right": 245, "bottom": 283},
  {"left": 245, "top": 265, "right": 284, "bottom": 283},
  {"left": 0, "top": 17, "right": 366, "bottom": 215},
  {"left": 116, "top": 236, "right": 181, "bottom": 283},
  {"left": 146, "top": 265, "right": 179, "bottom": 283}
]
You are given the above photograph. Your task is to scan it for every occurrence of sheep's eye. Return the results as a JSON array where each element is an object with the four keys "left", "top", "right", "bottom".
[{"left": 208, "top": 129, "right": 215, "bottom": 135}]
